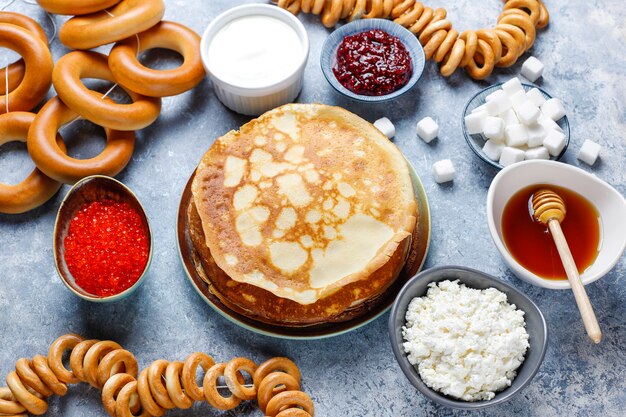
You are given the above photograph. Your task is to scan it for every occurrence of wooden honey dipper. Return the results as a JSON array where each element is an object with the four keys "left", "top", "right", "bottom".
[{"left": 531, "top": 189, "right": 602, "bottom": 344}]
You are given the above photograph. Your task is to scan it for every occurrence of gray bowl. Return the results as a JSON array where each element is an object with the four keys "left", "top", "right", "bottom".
[
  {"left": 388, "top": 265, "right": 548, "bottom": 410},
  {"left": 320, "top": 18, "right": 425, "bottom": 102}
]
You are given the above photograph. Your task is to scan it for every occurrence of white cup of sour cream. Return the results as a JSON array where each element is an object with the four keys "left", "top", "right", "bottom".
[{"left": 200, "top": 4, "right": 310, "bottom": 116}]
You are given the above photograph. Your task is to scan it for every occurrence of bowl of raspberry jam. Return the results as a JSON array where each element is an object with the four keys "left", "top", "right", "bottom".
[
  {"left": 53, "top": 176, "right": 152, "bottom": 302},
  {"left": 321, "top": 18, "right": 425, "bottom": 102}
]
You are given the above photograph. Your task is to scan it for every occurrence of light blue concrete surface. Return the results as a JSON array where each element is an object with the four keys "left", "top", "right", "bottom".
[{"left": 0, "top": 1, "right": 624, "bottom": 416}]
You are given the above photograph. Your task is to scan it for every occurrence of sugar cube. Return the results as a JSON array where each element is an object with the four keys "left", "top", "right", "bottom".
[
  {"left": 499, "top": 147, "right": 526, "bottom": 166},
  {"left": 464, "top": 111, "right": 488, "bottom": 135},
  {"left": 541, "top": 98, "right": 566, "bottom": 121},
  {"left": 483, "top": 116, "right": 505, "bottom": 141},
  {"left": 504, "top": 123, "right": 528, "bottom": 147},
  {"left": 485, "top": 89, "right": 506, "bottom": 102},
  {"left": 525, "top": 146, "right": 550, "bottom": 160},
  {"left": 526, "top": 88, "right": 546, "bottom": 107},
  {"left": 578, "top": 139, "right": 601, "bottom": 165},
  {"left": 485, "top": 91, "right": 512, "bottom": 116},
  {"left": 472, "top": 103, "right": 488, "bottom": 114},
  {"left": 509, "top": 90, "right": 527, "bottom": 110},
  {"left": 501, "top": 108, "right": 519, "bottom": 126},
  {"left": 502, "top": 77, "right": 524, "bottom": 96},
  {"left": 516, "top": 101, "right": 541, "bottom": 125},
  {"left": 416, "top": 117, "right": 439, "bottom": 143},
  {"left": 543, "top": 130, "right": 567, "bottom": 156},
  {"left": 538, "top": 114, "right": 563, "bottom": 133},
  {"left": 483, "top": 140, "right": 505, "bottom": 161},
  {"left": 432, "top": 159, "right": 455, "bottom": 183},
  {"left": 373, "top": 117, "right": 396, "bottom": 139},
  {"left": 521, "top": 56, "right": 544, "bottom": 82},
  {"left": 526, "top": 123, "right": 547, "bottom": 148}
]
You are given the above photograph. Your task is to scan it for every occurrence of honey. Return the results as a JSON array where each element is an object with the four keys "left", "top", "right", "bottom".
[{"left": 502, "top": 184, "right": 601, "bottom": 280}]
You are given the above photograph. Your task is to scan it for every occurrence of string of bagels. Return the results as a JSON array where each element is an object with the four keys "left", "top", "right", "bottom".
[
  {"left": 0, "top": 334, "right": 315, "bottom": 417},
  {"left": 0, "top": 0, "right": 205, "bottom": 215},
  {"left": 273, "top": 0, "right": 550, "bottom": 79}
]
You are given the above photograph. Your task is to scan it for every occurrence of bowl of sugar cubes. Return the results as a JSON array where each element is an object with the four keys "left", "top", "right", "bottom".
[{"left": 463, "top": 77, "right": 570, "bottom": 170}]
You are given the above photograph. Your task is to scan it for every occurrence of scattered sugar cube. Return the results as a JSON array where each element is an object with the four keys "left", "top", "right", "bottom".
[
  {"left": 373, "top": 117, "right": 396, "bottom": 139},
  {"left": 502, "top": 77, "right": 524, "bottom": 96},
  {"left": 516, "top": 101, "right": 541, "bottom": 125},
  {"left": 527, "top": 123, "right": 547, "bottom": 148},
  {"left": 521, "top": 56, "right": 544, "bottom": 82},
  {"left": 485, "top": 91, "right": 512, "bottom": 116},
  {"left": 483, "top": 140, "right": 505, "bottom": 161},
  {"left": 501, "top": 108, "right": 519, "bottom": 126},
  {"left": 471, "top": 103, "right": 488, "bottom": 114},
  {"left": 578, "top": 139, "right": 601, "bottom": 165},
  {"left": 525, "top": 146, "right": 550, "bottom": 160},
  {"left": 541, "top": 98, "right": 566, "bottom": 121},
  {"left": 509, "top": 90, "right": 527, "bottom": 110},
  {"left": 483, "top": 116, "right": 505, "bottom": 141},
  {"left": 543, "top": 130, "right": 567, "bottom": 156},
  {"left": 526, "top": 88, "right": 546, "bottom": 107},
  {"left": 505, "top": 123, "right": 529, "bottom": 147},
  {"left": 432, "top": 159, "right": 455, "bottom": 183},
  {"left": 464, "top": 111, "right": 488, "bottom": 135},
  {"left": 416, "top": 116, "right": 439, "bottom": 143},
  {"left": 538, "top": 114, "right": 563, "bottom": 133},
  {"left": 499, "top": 147, "right": 526, "bottom": 166}
]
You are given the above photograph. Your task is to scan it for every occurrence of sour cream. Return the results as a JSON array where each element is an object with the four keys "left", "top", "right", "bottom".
[{"left": 207, "top": 15, "right": 304, "bottom": 89}]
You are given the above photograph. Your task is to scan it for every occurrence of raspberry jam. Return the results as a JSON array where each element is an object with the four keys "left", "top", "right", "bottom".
[
  {"left": 64, "top": 200, "right": 149, "bottom": 297},
  {"left": 333, "top": 29, "right": 412, "bottom": 96}
]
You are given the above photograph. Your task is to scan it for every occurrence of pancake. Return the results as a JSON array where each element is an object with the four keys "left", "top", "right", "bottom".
[{"left": 191, "top": 103, "right": 417, "bottom": 325}]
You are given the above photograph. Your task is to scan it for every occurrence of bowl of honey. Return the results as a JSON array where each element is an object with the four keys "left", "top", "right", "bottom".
[{"left": 487, "top": 160, "right": 626, "bottom": 289}]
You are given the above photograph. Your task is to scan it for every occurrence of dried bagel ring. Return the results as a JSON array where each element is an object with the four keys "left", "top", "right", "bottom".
[
  {"left": 0, "top": 12, "right": 48, "bottom": 95},
  {"left": 465, "top": 38, "right": 495, "bottom": 80},
  {"left": 36, "top": 0, "right": 121, "bottom": 15},
  {"left": 27, "top": 96, "right": 135, "bottom": 184},
  {"left": 498, "top": 12, "right": 536, "bottom": 51},
  {"left": 503, "top": 0, "right": 540, "bottom": 25},
  {"left": 458, "top": 30, "right": 478, "bottom": 68},
  {"left": 59, "top": 0, "right": 165, "bottom": 50},
  {"left": 0, "top": 23, "right": 53, "bottom": 113},
  {"left": 537, "top": 0, "right": 550, "bottom": 29},
  {"left": 440, "top": 37, "right": 465, "bottom": 77},
  {"left": 0, "top": 112, "right": 64, "bottom": 214},
  {"left": 52, "top": 51, "right": 161, "bottom": 131},
  {"left": 494, "top": 26, "right": 523, "bottom": 67},
  {"left": 108, "top": 21, "right": 205, "bottom": 97}
]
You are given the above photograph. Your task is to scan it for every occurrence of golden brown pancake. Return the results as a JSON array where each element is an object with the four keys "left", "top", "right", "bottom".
[{"left": 190, "top": 103, "right": 417, "bottom": 325}]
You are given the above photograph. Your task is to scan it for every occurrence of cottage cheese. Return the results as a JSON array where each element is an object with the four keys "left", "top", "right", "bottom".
[{"left": 402, "top": 280, "right": 529, "bottom": 401}]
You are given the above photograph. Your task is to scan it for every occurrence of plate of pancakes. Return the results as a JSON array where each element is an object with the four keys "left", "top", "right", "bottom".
[{"left": 176, "top": 103, "right": 430, "bottom": 339}]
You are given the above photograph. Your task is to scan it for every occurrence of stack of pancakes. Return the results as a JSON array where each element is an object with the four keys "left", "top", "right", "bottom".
[{"left": 189, "top": 103, "right": 418, "bottom": 326}]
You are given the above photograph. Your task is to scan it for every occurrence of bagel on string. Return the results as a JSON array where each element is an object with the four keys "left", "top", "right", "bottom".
[
  {"left": 0, "top": 112, "right": 64, "bottom": 214},
  {"left": 108, "top": 21, "right": 205, "bottom": 97},
  {"left": 273, "top": 0, "right": 550, "bottom": 80},
  {"left": 52, "top": 51, "right": 161, "bottom": 131},
  {"left": 0, "top": 23, "right": 52, "bottom": 113},
  {"left": 59, "top": 0, "right": 165, "bottom": 50},
  {"left": 0, "top": 12, "right": 48, "bottom": 95},
  {"left": 36, "top": 0, "right": 122, "bottom": 15},
  {"left": 27, "top": 96, "right": 135, "bottom": 185}
]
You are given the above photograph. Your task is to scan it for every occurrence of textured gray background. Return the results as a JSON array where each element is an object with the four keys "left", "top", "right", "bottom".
[{"left": 1, "top": 0, "right": 625, "bottom": 416}]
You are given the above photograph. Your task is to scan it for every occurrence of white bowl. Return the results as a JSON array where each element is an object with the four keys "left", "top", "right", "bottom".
[
  {"left": 200, "top": 4, "right": 309, "bottom": 116},
  {"left": 487, "top": 160, "right": 626, "bottom": 289}
]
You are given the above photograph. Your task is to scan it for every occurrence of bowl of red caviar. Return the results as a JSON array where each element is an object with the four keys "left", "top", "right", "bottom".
[
  {"left": 53, "top": 175, "right": 152, "bottom": 302},
  {"left": 321, "top": 18, "right": 425, "bottom": 102}
]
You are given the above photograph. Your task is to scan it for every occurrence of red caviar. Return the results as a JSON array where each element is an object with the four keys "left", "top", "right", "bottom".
[{"left": 64, "top": 199, "right": 149, "bottom": 297}]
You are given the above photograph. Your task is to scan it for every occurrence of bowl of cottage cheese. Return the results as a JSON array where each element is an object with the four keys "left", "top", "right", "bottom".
[{"left": 388, "top": 265, "right": 548, "bottom": 409}]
